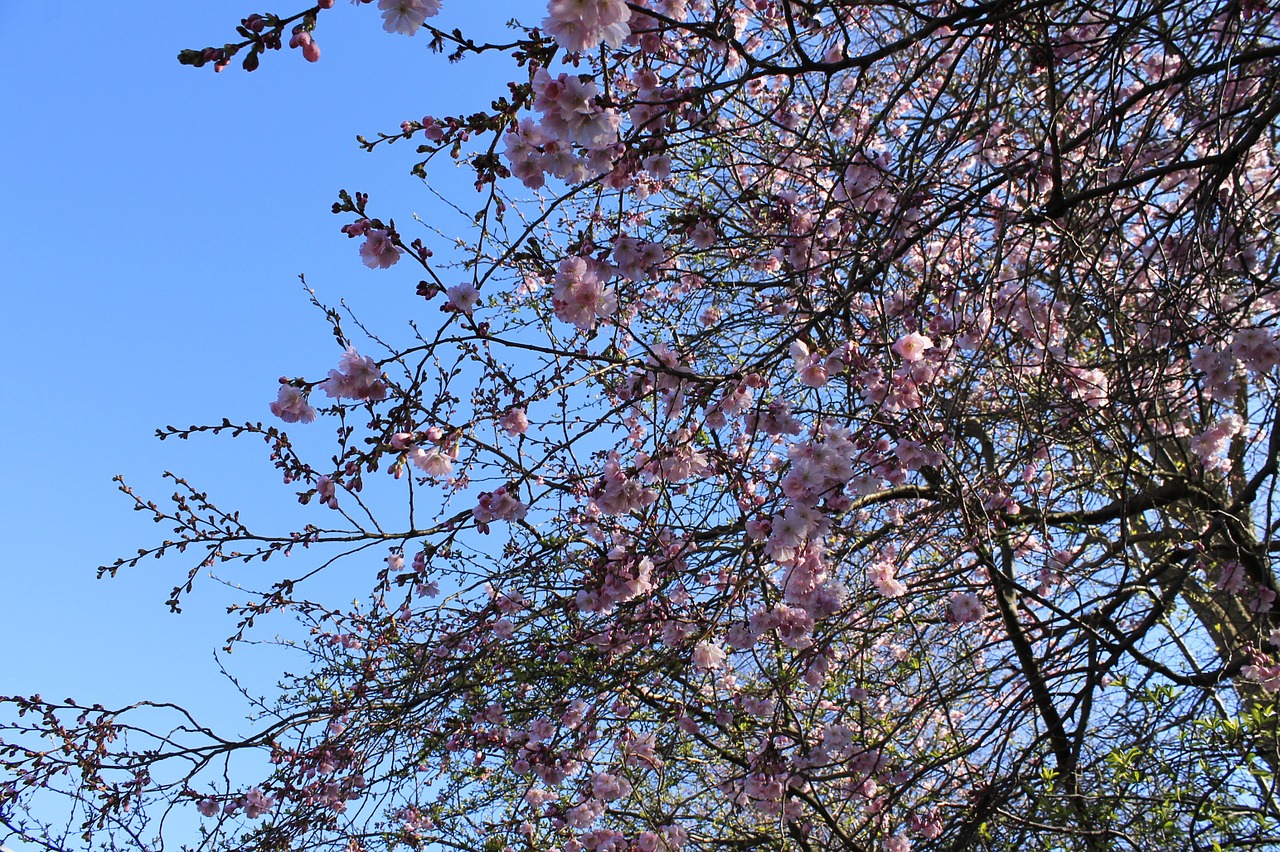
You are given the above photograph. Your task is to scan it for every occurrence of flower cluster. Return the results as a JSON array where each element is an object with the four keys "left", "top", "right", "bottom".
[
  {"left": 318, "top": 347, "right": 387, "bottom": 402},
  {"left": 553, "top": 256, "right": 618, "bottom": 330},
  {"left": 542, "top": 0, "right": 631, "bottom": 53},
  {"left": 392, "top": 429, "right": 457, "bottom": 479},
  {"left": 269, "top": 383, "right": 317, "bottom": 423},
  {"left": 473, "top": 487, "right": 528, "bottom": 531}
]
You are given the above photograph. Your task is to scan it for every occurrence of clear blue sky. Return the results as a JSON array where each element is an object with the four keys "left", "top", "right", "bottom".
[{"left": 1, "top": 3, "right": 532, "bottom": 843}]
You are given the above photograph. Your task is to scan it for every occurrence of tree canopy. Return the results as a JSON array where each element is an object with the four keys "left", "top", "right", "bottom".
[{"left": 5, "top": 1, "right": 1280, "bottom": 850}]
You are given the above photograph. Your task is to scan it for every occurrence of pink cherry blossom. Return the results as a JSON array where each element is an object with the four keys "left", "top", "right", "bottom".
[
  {"left": 473, "top": 487, "right": 527, "bottom": 529},
  {"left": 409, "top": 446, "right": 454, "bottom": 478},
  {"left": 269, "top": 384, "right": 317, "bottom": 423},
  {"left": 692, "top": 639, "right": 728, "bottom": 671},
  {"left": 445, "top": 283, "right": 480, "bottom": 315},
  {"left": 1216, "top": 561, "right": 1247, "bottom": 594},
  {"left": 948, "top": 591, "right": 986, "bottom": 624},
  {"left": 243, "top": 787, "right": 274, "bottom": 819},
  {"left": 1191, "top": 414, "right": 1245, "bottom": 472},
  {"left": 552, "top": 256, "right": 617, "bottom": 330},
  {"left": 542, "top": 0, "right": 631, "bottom": 53},
  {"left": 1243, "top": 661, "right": 1280, "bottom": 693},
  {"left": 867, "top": 558, "right": 907, "bottom": 598},
  {"left": 499, "top": 408, "right": 529, "bottom": 436},
  {"left": 359, "top": 229, "right": 402, "bottom": 268},
  {"left": 377, "top": 0, "right": 441, "bottom": 36},
  {"left": 503, "top": 118, "right": 548, "bottom": 189},
  {"left": 316, "top": 475, "right": 338, "bottom": 509},
  {"left": 319, "top": 347, "right": 387, "bottom": 402},
  {"left": 891, "top": 332, "right": 933, "bottom": 361}
]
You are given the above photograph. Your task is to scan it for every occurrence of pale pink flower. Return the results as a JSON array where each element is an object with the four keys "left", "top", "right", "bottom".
[
  {"left": 1232, "top": 327, "right": 1280, "bottom": 373},
  {"left": 552, "top": 256, "right": 617, "bottom": 329},
  {"left": 689, "top": 220, "right": 717, "bottom": 248},
  {"left": 1253, "top": 586, "right": 1276, "bottom": 613},
  {"left": 270, "top": 385, "right": 317, "bottom": 423},
  {"left": 445, "top": 283, "right": 480, "bottom": 315},
  {"left": 635, "top": 832, "right": 660, "bottom": 852},
  {"left": 319, "top": 347, "right": 387, "bottom": 402},
  {"left": 797, "top": 357, "right": 829, "bottom": 388},
  {"left": 499, "top": 408, "right": 529, "bottom": 436},
  {"left": 692, "top": 639, "right": 728, "bottom": 671},
  {"left": 473, "top": 487, "right": 527, "bottom": 528},
  {"left": 573, "top": 108, "right": 621, "bottom": 149},
  {"left": 542, "top": 15, "right": 593, "bottom": 52},
  {"left": 948, "top": 591, "right": 986, "bottom": 624},
  {"left": 566, "top": 798, "right": 605, "bottom": 828},
  {"left": 359, "top": 229, "right": 402, "bottom": 268},
  {"left": 591, "top": 771, "right": 632, "bottom": 801},
  {"left": 643, "top": 153, "right": 671, "bottom": 179},
  {"left": 503, "top": 118, "right": 547, "bottom": 188},
  {"left": 540, "top": 140, "right": 590, "bottom": 183},
  {"left": 409, "top": 446, "right": 454, "bottom": 478},
  {"left": 509, "top": 156, "right": 546, "bottom": 189},
  {"left": 419, "top": 116, "right": 446, "bottom": 141},
  {"left": 661, "top": 824, "right": 688, "bottom": 850},
  {"left": 1064, "top": 365, "right": 1110, "bottom": 408},
  {"left": 1191, "top": 346, "right": 1241, "bottom": 400},
  {"left": 1191, "top": 414, "right": 1244, "bottom": 472},
  {"left": 867, "top": 559, "right": 907, "bottom": 598},
  {"left": 1216, "top": 561, "right": 1247, "bottom": 594},
  {"left": 377, "top": 0, "right": 441, "bottom": 35},
  {"left": 891, "top": 332, "right": 933, "bottom": 361},
  {"left": 243, "top": 787, "right": 274, "bottom": 819},
  {"left": 316, "top": 475, "right": 339, "bottom": 509},
  {"left": 543, "top": 0, "right": 631, "bottom": 52},
  {"left": 612, "top": 236, "right": 665, "bottom": 281},
  {"left": 524, "top": 785, "right": 557, "bottom": 805},
  {"left": 1243, "top": 661, "right": 1280, "bottom": 693}
]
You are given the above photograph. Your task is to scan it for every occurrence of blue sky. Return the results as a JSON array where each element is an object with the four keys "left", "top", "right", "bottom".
[{"left": 1, "top": 3, "right": 535, "bottom": 843}]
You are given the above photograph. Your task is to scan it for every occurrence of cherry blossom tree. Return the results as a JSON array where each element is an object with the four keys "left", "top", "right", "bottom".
[{"left": 5, "top": 0, "right": 1280, "bottom": 850}]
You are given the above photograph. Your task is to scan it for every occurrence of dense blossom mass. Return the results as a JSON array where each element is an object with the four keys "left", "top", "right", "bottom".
[{"left": 6, "top": 1, "right": 1280, "bottom": 851}]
